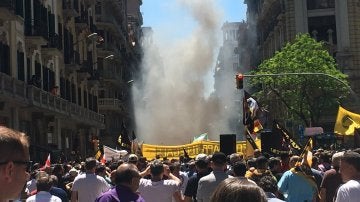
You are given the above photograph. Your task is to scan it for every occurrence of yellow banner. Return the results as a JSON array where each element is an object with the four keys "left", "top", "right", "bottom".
[
  {"left": 141, "top": 140, "right": 261, "bottom": 160},
  {"left": 334, "top": 106, "right": 360, "bottom": 136}
]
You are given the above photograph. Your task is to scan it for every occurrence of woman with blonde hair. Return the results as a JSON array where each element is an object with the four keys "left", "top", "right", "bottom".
[{"left": 210, "top": 178, "right": 267, "bottom": 202}]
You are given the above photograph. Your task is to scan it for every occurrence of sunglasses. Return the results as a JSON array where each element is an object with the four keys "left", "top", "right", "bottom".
[{"left": 0, "top": 160, "right": 33, "bottom": 172}]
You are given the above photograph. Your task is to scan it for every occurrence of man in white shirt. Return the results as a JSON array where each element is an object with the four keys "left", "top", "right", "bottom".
[
  {"left": 26, "top": 171, "right": 62, "bottom": 202},
  {"left": 335, "top": 151, "right": 360, "bottom": 202},
  {"left": 138, "top": 160, "right": 182, "bottom": 202},
  {"left": 71, "top": 157, "right": 110, "bottom": 202},
  {"left": 196, "top": 152, "right": 232, "bottom": 202}
]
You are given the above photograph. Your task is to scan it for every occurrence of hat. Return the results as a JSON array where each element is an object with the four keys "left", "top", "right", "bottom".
[
  {"left": 195, "top": 153, "right": 208, "bottom": 161},
  {"left": 128, "top": 154, "right": 138, "bottom": 162},
  {"left": 69, "top": 168, "right": 78, "bottom": 176},
  {"left": 211, "top": 152, "right": 227, "bottom": 165}
]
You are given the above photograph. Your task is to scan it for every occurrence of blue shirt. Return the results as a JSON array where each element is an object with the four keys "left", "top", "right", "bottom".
[
  {"left": 96, "top": 185, "right": 145, "bottom": 202},
  {"left": 278, "top": 170, "right": 317, "bottom": 202}
]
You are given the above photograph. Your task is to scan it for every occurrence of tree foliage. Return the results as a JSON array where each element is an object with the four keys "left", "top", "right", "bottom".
[{"left": 251, "top": 34, "right": 349, "bottom": 126}]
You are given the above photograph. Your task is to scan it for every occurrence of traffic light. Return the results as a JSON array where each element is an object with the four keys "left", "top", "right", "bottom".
[{"left": 236, "top": 73, "right": 244, "bottom": 89}]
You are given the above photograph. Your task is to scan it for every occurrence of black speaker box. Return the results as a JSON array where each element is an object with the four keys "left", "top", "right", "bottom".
[{"left": 220, "top": 134, "right": 236, "bottom": 156}]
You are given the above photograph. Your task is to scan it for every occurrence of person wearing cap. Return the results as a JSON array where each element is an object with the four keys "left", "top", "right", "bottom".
[
  {"left": 71, "top": 157, "right": 111, "bottom": 202},
  {"left": 183, "top": 153, "right": 210, "bottom": 202},
  {"left": 196, "top": 152, "right": 232, "bottom": 202},
  {"left": 128, "top": 154, "right": 139, "bottom": 165}
]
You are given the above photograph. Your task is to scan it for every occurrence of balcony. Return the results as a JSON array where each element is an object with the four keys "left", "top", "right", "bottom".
[
  {"left": 0, "top": 72, "right": 105, "bottom": 127},
  {"left": 98, "top": 98, "right": 125, "bottom": 113},
  {"left": 42, "top": 34, "right": 63, "bottom": 57},
  {"left": 75, "top": 9, "right": 88, "bottom": 31},
  {"left": 24, "top": 19, "right": 49, "bottom": 47},
  {"left": 99, "top": 68, "right": 123, "bottom": 85}
]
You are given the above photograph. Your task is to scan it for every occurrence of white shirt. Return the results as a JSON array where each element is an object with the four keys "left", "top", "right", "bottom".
[
  {"left": 138, "top": 178, "right": 180, "bottom": 202},
  {"left": 72, "top": 173, "right": 111, "bottom": 202},
  {"left": 26, "top": 191, "right": 62, "bottom": 202},
  {"left": 336, "top": 180, "right": 360, "bottom": 202}
]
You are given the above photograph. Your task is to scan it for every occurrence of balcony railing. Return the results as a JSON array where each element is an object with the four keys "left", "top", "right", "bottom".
[{"left": 0, "top": 72, "right": 104, "bottom": 126}]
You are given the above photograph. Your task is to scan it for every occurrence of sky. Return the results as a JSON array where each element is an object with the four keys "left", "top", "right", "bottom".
[{"left": 141, "top": 0, "right": 247, "bottom": 40}]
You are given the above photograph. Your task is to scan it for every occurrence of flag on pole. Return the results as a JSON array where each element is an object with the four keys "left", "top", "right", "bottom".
[
  {"left": 100, "top": 153, "right": 106, "bottom": 165},
  {"left": 334, "top": 106, "right": 360, "bottom": 136},
  {"left": 193, "top": 133, "right": 208, "bottom": 142},
  {"left": 273, "top": 121, "right": 302, "bottom": 154},
  {"left": 95, "top": 149, "right": 102, "bottom": 161},
  {"left": 301, "top": 138, "right": 313, "bottom": 167},
  {"left": 40, "top": 153, "right": 51, "bottom": 170}
]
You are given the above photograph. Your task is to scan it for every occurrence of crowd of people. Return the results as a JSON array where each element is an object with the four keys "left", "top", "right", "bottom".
[{"left": 1, "top": 126, "right": 360, "bottom": 202}]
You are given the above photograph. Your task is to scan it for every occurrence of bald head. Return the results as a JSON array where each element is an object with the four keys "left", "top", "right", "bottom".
[{"left": 115, "top": 163, "right": 139, "bottom": 185}]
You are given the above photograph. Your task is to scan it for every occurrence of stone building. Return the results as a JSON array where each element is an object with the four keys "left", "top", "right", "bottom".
[{"left": 0, "top": 0, "right": 141, "bottom": 162}]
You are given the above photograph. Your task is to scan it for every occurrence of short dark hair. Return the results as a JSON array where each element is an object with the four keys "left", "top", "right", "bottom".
[
  {"left": 233, "top": 161, "right": 247, "bottom": 177},
  {"left": 211, "top": 152, "right": 227, "bottom": 166},
  {"left": 85, "top": 157, "right": 97, "bottom": 170},
  {"left": 150, "top": 160, "right": 164, "bottom": 176},
  {"left": 258, "top": 176, "right": 278, "bottom": 193},
  {"left": 341, "top": 151, "right": 360, "bottom": 171}
]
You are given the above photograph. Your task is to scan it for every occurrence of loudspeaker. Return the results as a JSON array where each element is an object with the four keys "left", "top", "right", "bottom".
[{"left": 220, "top": 134, "right": 236, "bottom": 156}]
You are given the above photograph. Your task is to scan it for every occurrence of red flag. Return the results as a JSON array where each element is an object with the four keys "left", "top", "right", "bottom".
[
  {"left": 101, "top": 153, "right": 106, "bottom": 165},
  {"left": 40, "top": 154, "right": 51, "bottom": 170}
]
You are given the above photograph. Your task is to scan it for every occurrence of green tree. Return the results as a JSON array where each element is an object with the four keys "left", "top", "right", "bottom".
[{"left": 251, "top": 34, "right": 349, "bottom": 127}]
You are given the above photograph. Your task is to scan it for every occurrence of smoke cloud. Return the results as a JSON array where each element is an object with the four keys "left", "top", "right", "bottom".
[{"left": 133, "top": 0, "right": 236, "bottom": 145}]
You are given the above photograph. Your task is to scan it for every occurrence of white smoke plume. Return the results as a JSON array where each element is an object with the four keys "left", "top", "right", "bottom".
[{"left": 133, "top": 0, "right": 235, "bottom": 144}]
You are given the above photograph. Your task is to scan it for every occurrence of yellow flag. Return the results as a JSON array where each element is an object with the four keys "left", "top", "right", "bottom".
[{"left": 334, "top": 106, "right": 360, "bottom": 136}]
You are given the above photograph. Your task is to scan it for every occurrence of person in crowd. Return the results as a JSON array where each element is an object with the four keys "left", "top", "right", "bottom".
[
  {"left": 170, "top": 161, "right": 189, "bottom": 199},
  {"left": 232, "top": 161, "right": 257, "bottom": 184},
  {"left": 52, "top": 164, "right": 66, "bottom": 191},
  {"left": 71, "top": 157, "right": 111, "bottom": 201},
  {"left": 96, "top": 165, "right": 112, "bottom": 185},
  {"left": 25, "top": 171, "right": 38, "bottom": 196},
  {"left": 320, "top": 151, "right": 344, "bottom": 202},
  {"left": 138, "top": 159, "right": 182, "bottom": 202},
  {"left": 335, "top": 151, "right": 360, "bottom": 202},
  {"left": 277, "top": 155, "right": 319, "bottom": 202},
  {"left": 26, "top": 171, "right": 62, "bottom": 202},
  {"left": 280, "top": 153, "right": 290, "bottom": 173},
  {"left": 49, "top": 175, "right": 69, "bottom": 202},
  {"left": 318, "top": 152, "right": 332, "bottom": 173},
  {"left": 186, "top": 160, "right": 196, "bottom": 178},
  {"left": 269, "top": 157, "right": 283, "bottom": 181},
  {"left": 96, "top": 163, "right": 145, "bottom": 202},
  {"left": 258, "top": 176, "right": 285, "bottom": 202},
  {"left": 226, "top": 153, "right": 243, "bottom": 176},
  {"left": 196, "top": 152, "right": 232, "bottom": 202},
  {"left": 246, "top": 156, "right": 275, "bottom": 184},
  {"left": 128, "top": 154, "right": 139, "bottom": 166},
  {"left": 183, "top": 154, "right": 210, "bottom": 202},
  {"left": 0, "top": 126, "right": 31, "bottom": 202},
  {"left": 210, "top": 177, "right": 267, "bottom": 202}
]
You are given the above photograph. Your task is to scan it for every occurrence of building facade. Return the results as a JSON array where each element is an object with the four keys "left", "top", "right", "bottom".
[{"left": 0, "top": 0, "right": 141, "bottom": 162}]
